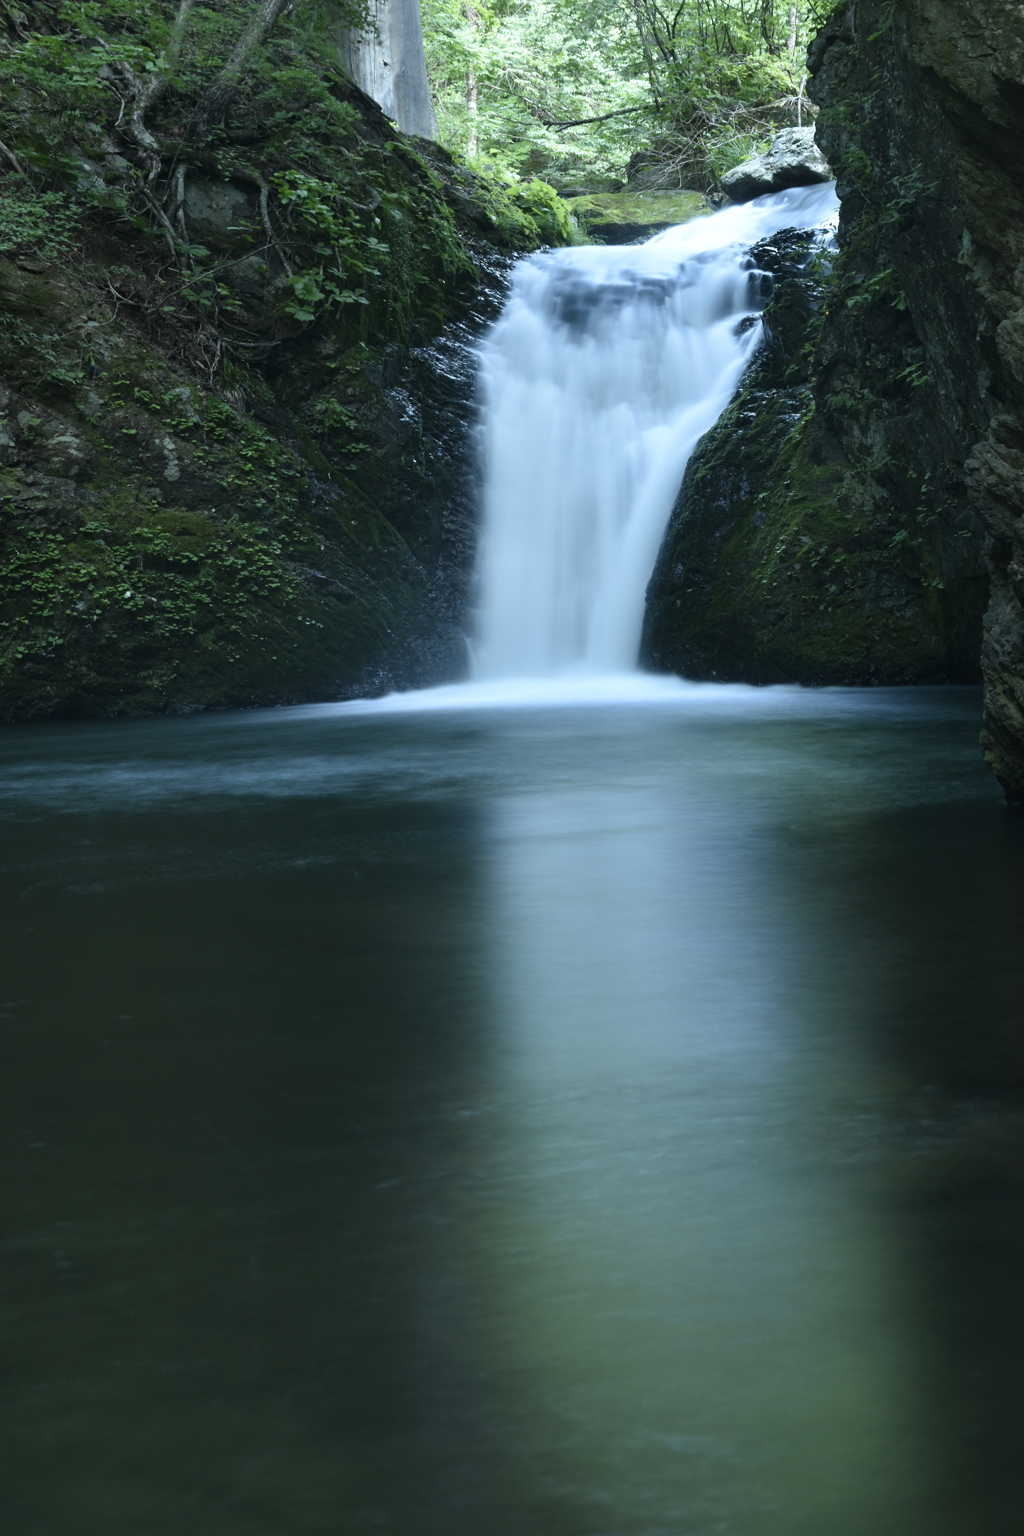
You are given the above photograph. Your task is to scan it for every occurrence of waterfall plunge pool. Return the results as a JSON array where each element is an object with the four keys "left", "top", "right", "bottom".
[{"left": 3, "top": 684, "right": 1024, "bottom": 1536}]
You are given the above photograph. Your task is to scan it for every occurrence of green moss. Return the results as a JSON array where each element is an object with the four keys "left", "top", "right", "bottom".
[
  {"left": 643, "top": 203, "right": 987, "bottom": 687},
  {"left": 645, "top": 374, "right": 968, "bottom": 683},
  {"left": 713, "top": 405, "right": 947, "bottom": 679},
  {"left": 511, "top": 180, "right": 575, "bottom": 246},
  {"left": 0, "top": 463, "right": 427, "bottom": 718},
  {"left": 1, "top": 4, "right": 566, "bottom": 720},
  {"left": 565, "top": 190, "right": 708, "bottom": 242},
  {"left": 644, "top": 369, "right": 964, "bottom": 686}
]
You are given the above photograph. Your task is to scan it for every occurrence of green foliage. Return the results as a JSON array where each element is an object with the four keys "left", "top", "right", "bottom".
[
  {"left": 422, "top": 0, "right": 650, "bottom": 187},
  {"left": 0, "top": 4, "right": 153, "bottom": 174},
  {"left": 0, "top": 184, "right": 78, "bottom": 257},
  {"left": 511, "top": 177, "right": 574, "bottom": 243},
  {"left": 271, "top": 168, "right": 388, "bottom": 318},
  {"left": 0, "top": 0, "right": 562, "bottom": 721},
  {"left": 0, "top": 0, "right": 514, "bottom": 351},
  {"left": 422, "top": 0, "right": 821, "bottom": 193},
  {"left": 0, "top": 502, "right": 303, "bottom": 667},
  {"left": 844, "top": 266, "right": 907, "bottom": 310}
]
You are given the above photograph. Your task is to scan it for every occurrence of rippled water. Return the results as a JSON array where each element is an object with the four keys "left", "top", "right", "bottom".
[{"left": 3, "top": 686, "right": 1024, "bottom": 1535}]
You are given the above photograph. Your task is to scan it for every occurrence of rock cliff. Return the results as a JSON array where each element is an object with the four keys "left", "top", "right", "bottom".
[
  {"left": 0, "top": 4, "right": 569, "bottom": 720},
  {"left": 646, "top": 0, "right": 1024, "bottom": 796}
]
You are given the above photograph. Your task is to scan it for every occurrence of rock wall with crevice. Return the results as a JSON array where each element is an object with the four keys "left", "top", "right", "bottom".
[{"left": 645, "top": 0, "right": 1024, "bottom": 797}]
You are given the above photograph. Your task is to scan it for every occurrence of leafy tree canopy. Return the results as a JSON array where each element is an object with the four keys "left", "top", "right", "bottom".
[{"left": 421, "top": 0, "right": 837, "bottom": 192}]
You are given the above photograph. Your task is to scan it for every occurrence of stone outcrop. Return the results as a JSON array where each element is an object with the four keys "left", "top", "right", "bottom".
[
  {"left": 0, "top": 200, "right": 508, "bottom": 719},
  {"left": 811, "top": 0, "right": 1024, "bottom": 797},
  {"left": 721, "top": 127, "right": 831, "bottom": 203},
  {"left": 563, "top": 190, "right": 708, "bottom": 244},
  {"left": 0, "top": 16, "right": 569, "bottom": 721},
  {"left": 642, "top": 224, "right": 987, "bottom": 686},
  {"left": 646, "top": 0, "right": 1024, "bottom": 797}
]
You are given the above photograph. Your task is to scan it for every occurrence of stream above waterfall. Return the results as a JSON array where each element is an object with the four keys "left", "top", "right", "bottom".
[{"left": 3, "top": 687, "right": 1024, "bottom": 1536}]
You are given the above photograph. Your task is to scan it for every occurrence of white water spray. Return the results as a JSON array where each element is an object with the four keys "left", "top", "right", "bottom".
[{"left": 471, "top": 182, "right": 839, "bottom": 682}]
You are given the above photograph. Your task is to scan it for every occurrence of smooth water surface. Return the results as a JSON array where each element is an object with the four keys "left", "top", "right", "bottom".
[{"left": 2, "top": 686, "right": 1024, "bottom": 1535}]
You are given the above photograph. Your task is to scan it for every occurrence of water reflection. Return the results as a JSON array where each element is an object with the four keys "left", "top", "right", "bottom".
[
  {"left": 472, "top": 782, "right": 918, "bottom": 1533},
  {"left": 1, "top": 690, "right": 1023, "bottom": 1534}
]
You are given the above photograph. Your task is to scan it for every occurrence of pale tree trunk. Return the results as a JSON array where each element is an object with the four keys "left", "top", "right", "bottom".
[
  {"left": 113, "top": 0, "right": 195, "bottom": 177},
  {"left": 463, "top": 3, "right": 480, "bottom": 158},
  {"left": 190, "top": 0, "right": 293, "bottom": 139},
  {"left": 466, "top": 67, "right": 478, "bottom": 156},
  {"left": 341, "top": 0, "right": 437, "bottom": 139},
  {"left": 787, "top": 2, "right": 799, "bottom": 56}
]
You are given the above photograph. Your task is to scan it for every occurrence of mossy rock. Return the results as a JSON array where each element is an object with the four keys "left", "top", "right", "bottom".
[
  {"left": 642, "top": 232, "right": 988, "bottom": 686},
  {"left": 564, "top": 190, "right": 708, "bottom": 244},
  {"left": 0, "top": 5, "right": 570, "bottom": 721}
]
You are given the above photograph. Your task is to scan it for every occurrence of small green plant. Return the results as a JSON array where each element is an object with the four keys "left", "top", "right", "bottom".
[
  {"left": 894, "top": 361, "right": 931, "bottom": 388},
  {"left": 845, "top": 268, "right": 907, "bottom": 310},
  {"left": 0, "top": 184, "right": 79, "bottom": 258}
]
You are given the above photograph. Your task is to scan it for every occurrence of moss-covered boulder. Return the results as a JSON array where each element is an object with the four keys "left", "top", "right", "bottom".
[{"left": 564, "top": 190, "right": 708, "bottom": 244}]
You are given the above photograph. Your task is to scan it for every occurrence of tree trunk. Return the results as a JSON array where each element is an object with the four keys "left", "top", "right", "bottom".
[
  {"left": 189, "top": 0, "right": 293, "bottom": 139},
  {"left": 465, "top": 68, "right": 478, "bottom": 156},
  {"left": 787, "top": 3, "right": 799, "bottom": 56},
  {"left": 341, "top": 0, "right": 437, "bottom": 139},
  {"left": 113, "top": 0, "right": 195, "bottom": 177}
]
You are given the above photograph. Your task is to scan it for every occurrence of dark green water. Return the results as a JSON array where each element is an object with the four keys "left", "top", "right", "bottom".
[{"left": 2, "top": 685, "right": 1024, "bottom": 1535}]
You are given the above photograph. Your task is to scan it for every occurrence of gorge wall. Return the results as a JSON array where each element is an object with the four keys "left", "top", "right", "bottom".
[
  {"left": 644, "top": 0, "right": 1024, "bottom": 798},
  {"left": 0, "top": 3, "right": 570, "bottom": 721}
]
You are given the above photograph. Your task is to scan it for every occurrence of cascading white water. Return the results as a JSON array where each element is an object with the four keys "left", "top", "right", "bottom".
[{"left": 471, "top": 182, "right": 839, "bottom": 682}]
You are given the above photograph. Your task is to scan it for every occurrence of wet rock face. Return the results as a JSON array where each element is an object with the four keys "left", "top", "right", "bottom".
[
  {"left": 721, "top": 128, "right": 831, "bottom": 203},
  {"left": 645, "top": 0, "right": 1024, "bottom": 739},
  {"left": 643, "top": 228, "right": 986, "bottom": 687},
  {"left": 0, "top": 51, "right": 567, "bottom": 723},
  {"left": 811, "top": 0, "right": 1024, "bottom": 797},
  {"left": 0, "top": 34, "right": 574, "bottom": 724},
  {"left": 0, "top": 250, "right": 508, "bottom": 719}
]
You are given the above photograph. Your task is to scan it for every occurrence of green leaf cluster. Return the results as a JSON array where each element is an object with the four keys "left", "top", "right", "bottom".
[{"left": 422, "top": 0, "right": 820, "bottom": 192}]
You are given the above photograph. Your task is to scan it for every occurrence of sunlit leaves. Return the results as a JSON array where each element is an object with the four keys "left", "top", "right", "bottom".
[{"left": 421, "top": 0, "right": 818, "bottom": 188}]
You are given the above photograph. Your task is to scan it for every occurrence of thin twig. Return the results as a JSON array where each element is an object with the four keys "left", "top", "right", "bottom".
[
  {"left": 146, "top": 242, "right": 273, "bottom": 307},
  {"left": 206, "top": 335, "right": 222, "bottom": 384},
  {"left": 169, "top": 163, "right": 189, "bottom": 239},
  {"left": 141, "top": 187, "right": 180, "bottom": 258}
]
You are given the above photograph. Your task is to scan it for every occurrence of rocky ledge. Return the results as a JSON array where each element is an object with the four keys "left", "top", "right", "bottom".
[{"left": 563, "top": 190, "right": 708, "bottom": 244}]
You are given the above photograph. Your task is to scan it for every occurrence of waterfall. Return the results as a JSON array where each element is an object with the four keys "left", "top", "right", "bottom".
[{"left": 470, "top": 182, "right": 839, "bottom": 682}]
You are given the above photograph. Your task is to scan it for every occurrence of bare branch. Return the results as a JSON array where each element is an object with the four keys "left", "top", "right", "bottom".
[
  {"left": 258, "top": 183, "right": 294, "bottom": 277},
  {"left": 542, "top": 106, "right": 650, "bottom": 131}
]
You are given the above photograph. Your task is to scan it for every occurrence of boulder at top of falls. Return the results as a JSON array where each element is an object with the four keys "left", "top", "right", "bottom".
[
  {"left": 563, "top": 190, "right": 708, "bottom": 244},
  {"left": 721, "top": 128, "right": 831, "bottom": 203}
]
